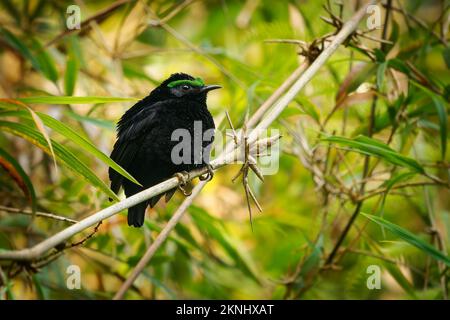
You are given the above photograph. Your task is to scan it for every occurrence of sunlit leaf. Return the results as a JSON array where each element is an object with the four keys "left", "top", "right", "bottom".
[
  {"left": 430, "top": 96, "right": 447, "bottom": 160},
  {"left": 383, "top": 262, "right": 417, "bottom": 299},
  {"left": 0, "top": 121, "right": 119, "bottom": 201},
  {"left": 17, "top": 96, "right": 138, "bottom": 104},
  {"left": 64, "top": 57, "right": 78, "bottom": 96},
  {"left": 0, "top": 147, "right": 37, "bottom": 215},
  {"left": 0, "top": 99, "right": 57, "bottom": 169},
  {"left": 321, "top": 135, "right": 425, "bottom": 173},
  {"left": 30, "top": 38, "right": 58, "bottom": 83},
  {"left": 376, "top": 61, "right": 387, "bottom": 89},
  {"left": 336, "top": 63, "right": 376, "bottom": 105},
  {"left": 442, "top": 47, "right": 450, "bottom": 69},
  {"left": 189, "top": 206, "right": 260, "bottom": 283},
  {"left": 0, "top": 109, "right": 140, "bottom": 187},
  {"left": 0, "top": 27, "right": 40, "bottom": 70},
  {"left": 64, "top": 110, "right": 115, "bottom": 130},
  {"left": 296, "top": 96, "right": 320, "bottom": 123},
  {"left": 362, "top": 213, "right": 450, "bottom": 267}
]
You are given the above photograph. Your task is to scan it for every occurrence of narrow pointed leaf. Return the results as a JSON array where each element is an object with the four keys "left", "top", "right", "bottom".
[
  {"left": 322, "top": 135, "right": 424, "bottom": 173},
  {"left": 0, "top": 121, "right": 119, "bottom": 201},
  {"left": 17, "top": 96, "right": 138, "bottom": 104},
  {"left": 0, "top": 109, "right": 140, "bottom": 187},
  {"left": 362, "top": 213, "right": 450, "bottom": 267},
  {"left": 0, "top": 147, "right": 37, "bottom": 215},
  {"left": 431, "top": 96, "right": 447, "bottom": 160}
]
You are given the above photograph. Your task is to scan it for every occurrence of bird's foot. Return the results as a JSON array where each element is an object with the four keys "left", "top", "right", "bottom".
[
  {"left": 199, "top": 164, "right": 214, "bottom": 181},
  {"left": 173, "top": 171, "right": 192, "bottom": 196}
]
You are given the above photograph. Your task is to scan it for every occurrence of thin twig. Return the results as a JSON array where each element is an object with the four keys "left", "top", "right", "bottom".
[
  {"left": 113, "top": 181, "right": 206, "bottom": 300},
  {"left": 45, "top": 0, "right": 133, "bottom": 47},
  {"left": 0, "top": 205, "right": 78, "bottom": 224}
]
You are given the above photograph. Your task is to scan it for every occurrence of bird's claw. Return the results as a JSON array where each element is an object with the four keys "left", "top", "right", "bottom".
[
  {"left": 174, "top": 171, "right": 191, "bottom": 196},
  {"left": 199, "top": 164, "right": 214, "bottom": 181}
]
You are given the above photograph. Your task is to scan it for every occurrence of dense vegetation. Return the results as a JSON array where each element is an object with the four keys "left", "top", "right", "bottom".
[{"left": 0, "top": 0, "right": 449, "bottom": 299}]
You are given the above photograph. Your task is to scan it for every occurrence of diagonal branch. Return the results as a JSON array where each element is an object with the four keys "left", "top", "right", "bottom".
[{"left": 113, "top": 180, "right": 206, "bottom": 300}]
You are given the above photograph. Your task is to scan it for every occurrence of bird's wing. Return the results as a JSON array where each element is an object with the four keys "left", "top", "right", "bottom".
[{"left": 109, "top": 104, "right": 161, "bottom": 193}]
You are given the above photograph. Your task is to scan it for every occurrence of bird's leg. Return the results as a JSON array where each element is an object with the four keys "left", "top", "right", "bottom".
[
  {"left": 199, "top": 164, "right": 214, "bottom": 181},
  {"left": 173, "top": 171, "right": 192, "bottom": 196}
]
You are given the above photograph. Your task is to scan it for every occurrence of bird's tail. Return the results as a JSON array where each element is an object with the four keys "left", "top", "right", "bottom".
[
  {"left": 127, "top": 201, "right": 147, "bottom": 227},
  {"left": 124, "top": 182, "right": 147, "bottom": 227}
]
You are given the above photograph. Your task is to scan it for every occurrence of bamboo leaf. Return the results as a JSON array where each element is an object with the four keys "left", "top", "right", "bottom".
[
  {"left": 430, "top": 96, "right": 447, "bottom": 160},
  {"left": 189, "top": 206, "right": 260, "bottom": 283},
  {"left": 17, "top": 96, "right": 138, "bottom": 104},
  {"left": 379, "top": 172, "right": 416, "bottom": 210},
  {"left": 0, "top": 27, "right": 40, "bottom": 70},
  {"left": 0, "top": 109, "right": 140, "bottom": 187},
  {"left": 64, "top": 57, "right": 78, "bottom": 96},
  {"left": 321, "top": 135, "right": 425, "bottom": 173},
  {"left": 30, "top": 38, "right": 58, "bottom": 83},
  {"left": 336, "top": 63, "right": 376, "bottom": 105},
  {"left": 296, "top": 96, "right": 320, "bottom": 123},
  {"left": 377, "top": 61, "right": 387, "bottom": 89},
  {"left": 0, "top": 121, "right": 119, "bottom": 201},
  {"left": 442, "top": 47, "right": 450, "bottom": 69},
  {"left": 64, "top": 110, "right": 115, "bottom": 130},
  {"left": 362, "top": 213, "right": 450, "bottom": 267},
  {"left": 387, "top": 58, "right": 411, "bottom": 75},
  {"left": 0, "top": 0, "right": 20, "bottom": 25},
  {"left": 0, "top": 147, "right": 37, "bottom": 215},
  {"left": 0, "top": 99, "right": 57, "bottom": 169},
  {"left": 383, "top": 262, "right": 418, "bottom": 299}
]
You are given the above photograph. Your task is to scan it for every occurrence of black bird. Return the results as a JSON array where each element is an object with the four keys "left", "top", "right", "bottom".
[{"left": 109, "top": 73, "right": 220, "bottom": 227}]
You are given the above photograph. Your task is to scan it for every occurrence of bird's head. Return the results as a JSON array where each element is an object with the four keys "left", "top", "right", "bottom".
[{"left": 154, "top": 73, "right": 221, "bottom": 102}]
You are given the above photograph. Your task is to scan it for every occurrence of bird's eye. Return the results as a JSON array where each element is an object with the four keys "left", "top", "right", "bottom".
[{"left": 181, "top": 85, "right": 190, "bottom": 90}]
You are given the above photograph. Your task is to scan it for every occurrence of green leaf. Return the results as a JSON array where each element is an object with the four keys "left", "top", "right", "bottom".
[
  {"left": 30, "top": 38, "right": 58, "bottom": 83},
  {"left": 0, "top": 27, "right": 40, "bottom": 71},
  {"left": 67, "top": 35, "right": 86, "bottom": 68},
  {"left": 296, "top": 96, "right": 320, "bottom": 123},
  {"left": 17, "top": 96, "right": 138, "bottom": 105},
  {"left": 378, "top": 172, "right": 417, "bottom": 233},
  {"left": 300, "top": 234, "right": 323, "bottom": 277},
  {"left": 362, "top": 213, "right": 450, "bottom": 267},
  {"left": 321, "top": 135, "right": 425, "bottom": 173},
  {"left": 32, "top": 275, "right": 47, "bottom": 300},
  {"left": 336, "top": 63, "right": 376, "bottom": 104},
  {"left": 431, "top": 96, "right": 447, "bottom": 160},
  {"left": 387, "top": 58, "right": 411, "bottom": 75},
  {"left": 386, "top": 20, "right": 399, "bottom": 53},
  {"left": 383, "top": 262, "right": 417, "bottom": 299},
  {"left": 373, "top": 48, "right": 386, "bottom": 62},
  {"left": 64, "top": 57, "right": 78, "bottom": 96},
  {"left": 64, "top": 110, "right": 115, "bottom": 131},
  {"left": 0, "top": 121, "right": 119, "bottom": 201},
  {"left": 0, "top": 109, "right": 140, "bottom": 187},
  {"left": 443, "top": 47, "right": 450, "bottom": 69},
  {"left": 189, "top": 206, "right": 260, "bottom": 283},
  {"left": 382, "top": 172, "right": 416, "bottom": 195},
  {"left": 144, "top": 220, "right": 195, "bottom": 250},
  {"left": 0, "top": 0, "right": 20, "bottom": 25},
  {"left": 0, "top": 147, "right": 37, "bottom": 215},
  {"left": 376, "top": 62, "right": 387, "bottom": 89},
  {"left": 0, "top": 99, "right": 57, "bottom": 169}
]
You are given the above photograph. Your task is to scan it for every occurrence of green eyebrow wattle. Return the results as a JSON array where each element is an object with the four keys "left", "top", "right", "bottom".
[{"left": 167, "top": 77, "right": 205, "bottom": 88}]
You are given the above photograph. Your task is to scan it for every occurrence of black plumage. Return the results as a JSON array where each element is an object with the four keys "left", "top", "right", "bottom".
[{"left": 109, "top": 73, "right": 219, "bottom": 227}]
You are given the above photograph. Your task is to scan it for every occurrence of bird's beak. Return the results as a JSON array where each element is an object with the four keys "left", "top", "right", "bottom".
[{"left": 201, "top": 85, "right": 222, "bottom": 92}]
